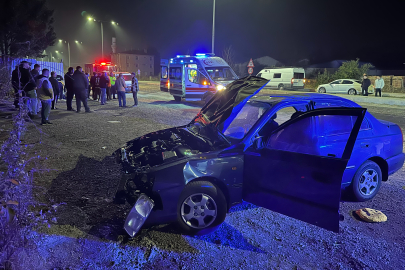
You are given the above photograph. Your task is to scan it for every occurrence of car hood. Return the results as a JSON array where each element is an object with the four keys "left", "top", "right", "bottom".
[{"left": 192, "top": 76, "right": 269, "bottom": 131}]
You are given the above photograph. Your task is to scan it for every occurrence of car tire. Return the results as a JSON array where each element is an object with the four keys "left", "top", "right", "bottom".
[
  {"left": 348, "top": 89, "right": 357, "bottom": 95},
  {"left": 318, "top": 87, "right": 326, "bottom": 93},
  {"left": 350, "top": 161, "right": 382, "bottom": 202},
  {"left": 174, "top": 96, "right": 182, "bottom": 102},
  {"left": 177, "top": 181, "right": 227, "bottom": 235},
  {"left": 278, "top": 84, "right": 284, "bottom": 90}
]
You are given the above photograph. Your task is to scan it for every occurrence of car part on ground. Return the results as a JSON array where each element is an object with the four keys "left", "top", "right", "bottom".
[
  {"left": 350, "top": 161, "right": 382, "bottom": 201},
  {"left": 355, "top": 208, "right": 387, "bottom": 222}
]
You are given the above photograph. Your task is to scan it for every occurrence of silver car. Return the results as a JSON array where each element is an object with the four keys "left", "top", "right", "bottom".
[{"left": 317, "top": 79, "right": 374, "bottom": 95}]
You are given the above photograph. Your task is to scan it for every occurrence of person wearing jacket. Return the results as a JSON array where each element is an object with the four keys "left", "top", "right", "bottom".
[
  {"left": 373, "top": 75, "right": 384, "bottom": 97},
  {"left": 131, "top": 72, "right": 139, "bottom": 107},
  {"left": 115, "top": 73, "right": 127, "bottom": 107},
  {"left": 72, "top": 66, "right": 90, "bottom": 113},
  {"left": 18, "top": 61, "right": 37, "bottom": 117},
  {"left": 109, "top": 72, "right": 116, "bottom": 99},
  {"left": 99, "top": 72, "right": 110, "bottom": 105},
  {"left": 12, "top": 66, "right": 20, "bottom": 109},
  {"left": 64, "top": 67, "right": 75, "bottom": 111},
  {"left": 36, "top": 69, "right": 54, "bottom": 125},
  {"left": 49, "top": 72, "right": 60, "bottom": 109},
  {"left": 361, "top": 75, "right": 371, "bottom": 96}
]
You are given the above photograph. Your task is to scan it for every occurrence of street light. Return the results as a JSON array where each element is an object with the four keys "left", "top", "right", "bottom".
[
  {"left": 58, "top": 39, "right": 83, "bottom": 67},
  {"left": 87, "top": 16, "right": 118, "bottom": 58},
  {"left": 212, "top": 0, "right": 216, "bottom": 54}
]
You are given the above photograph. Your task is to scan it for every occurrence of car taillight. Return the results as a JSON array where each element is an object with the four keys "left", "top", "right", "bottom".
[{"left": 291, "top": 78, "right": 294, "bottom": 85}]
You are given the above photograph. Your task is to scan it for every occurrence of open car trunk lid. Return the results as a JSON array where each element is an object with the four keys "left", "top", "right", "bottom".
[{"left": 192, "top": 76, "right": 269, "bottom": 132}]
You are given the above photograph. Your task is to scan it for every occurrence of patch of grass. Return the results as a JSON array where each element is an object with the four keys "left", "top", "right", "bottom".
[{"left": 37, "top": 224, "right": 86, "bottom": 238}]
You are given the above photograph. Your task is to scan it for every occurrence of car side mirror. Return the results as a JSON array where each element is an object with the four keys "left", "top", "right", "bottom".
[{"left": 253, "top": 136, "right": 264, "bottom": 150}]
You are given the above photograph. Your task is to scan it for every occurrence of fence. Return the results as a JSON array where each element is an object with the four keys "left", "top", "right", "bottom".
[{"left": 0, "top": 56, "right": 64, "bottom": 77}]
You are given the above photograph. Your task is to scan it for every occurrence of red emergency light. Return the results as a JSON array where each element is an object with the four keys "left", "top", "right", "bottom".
[{"left": 100, "top": 62, "right": 106, "bottom": 66}]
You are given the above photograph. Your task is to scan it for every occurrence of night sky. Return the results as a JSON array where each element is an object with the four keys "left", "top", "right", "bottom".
[{"left": 46, "top": 0, "right": 405, "bottom": 69}]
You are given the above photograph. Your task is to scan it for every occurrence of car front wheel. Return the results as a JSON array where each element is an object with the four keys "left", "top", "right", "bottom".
[
  {"left": 351, "top": 161, "right": 382, "bottom": 201},
  {"left": 318, "top": 87, "right": 326, "bottom": 93},
  {"left": 348, "top": 88, "right": 357, "bottom": 95},
  {"left": 177, "top": 181, "right": 227, "bottom": 234}
]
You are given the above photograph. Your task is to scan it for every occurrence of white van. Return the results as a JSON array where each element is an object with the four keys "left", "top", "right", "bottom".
[
  {"left": 164, "top": 54, "right": 238, "bottom": 102},
  {"left": 257, "top": 67, "right": 306, "bottom": 90}
]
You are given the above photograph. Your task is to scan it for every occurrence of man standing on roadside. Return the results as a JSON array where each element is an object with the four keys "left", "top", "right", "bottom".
[
  {"left": 361, "top": 74, "right": 371, "bottom": 96},
  {"left": 116, "top": 73, "right": 127, "bottom": 107},
  {"left": 373, "top": 75, "right": 384, "bottom": 97},
  {"left": 49, "top": 72, "right": 60, "bottom": 109},
  {"left": 64, "top": 67, "right": 75, "bottom": 111},
  {"left": 36, "top": 69, "right": 54, "bottom": 125},
  {"left": 31, "top": 64, "right": 41, "bottom": 80},
  {"left": 131, "top": 72, "right": 139, "bottom": 107},
  {"left": 12, "top": 65, "right": 20, "bottom": 109},
  {"left": 99, "top": 72, "right": 110, "bottom": 105},
  {"left": 72, "top": 66, "right": 90, "bottom": 113},
  {"left": 109, "top": 72, "right": 116, "bottom": 99},
  {"left": 18, "top": 61, "right": 37, "bottom": 117}
]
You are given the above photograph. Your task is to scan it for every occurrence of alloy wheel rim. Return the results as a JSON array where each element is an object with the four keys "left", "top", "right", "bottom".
[
  {"left": 181, "top": 193, "right": 217, "bottom": 229},
  {"left": 349, "top": 89, "right": 355, "bottom": 95},
  {"left": 358, "top": 169, "right": 378, "bottom": 196}
]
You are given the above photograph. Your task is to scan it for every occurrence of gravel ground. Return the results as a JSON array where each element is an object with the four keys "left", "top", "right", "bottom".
[{"left": 1, "top": 82, "right": 405, "bottom": 270}]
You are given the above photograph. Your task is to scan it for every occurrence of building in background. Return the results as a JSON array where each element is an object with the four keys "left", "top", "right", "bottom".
[{"left": 111, "top": 49, "right": 155, "bottom": 77}]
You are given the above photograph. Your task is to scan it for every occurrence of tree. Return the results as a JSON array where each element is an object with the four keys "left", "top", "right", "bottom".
[
  {"left": 0, "top": 0, "right": 56, "bottom": 59},
  {"left": 334, "top": 59, "right": 374, "bottom": 80},
  {"left": 222, "top": 45, "right": 236, "bottom": 71}
]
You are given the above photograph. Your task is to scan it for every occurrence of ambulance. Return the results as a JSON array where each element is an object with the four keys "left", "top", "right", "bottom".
[
  {"left": 160, "top": 59, "right": 169, "bottom": 92},
  {"left": 162, "top": 53, "right": 238, "bottom": 102}
]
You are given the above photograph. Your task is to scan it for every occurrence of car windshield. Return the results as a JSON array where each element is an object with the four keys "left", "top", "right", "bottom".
[
  {"left": 222, "top": 101, "right": 271, "bottom": 142},
  {"left": 205, "top": 67, "right": 237, "bottom": 81}
]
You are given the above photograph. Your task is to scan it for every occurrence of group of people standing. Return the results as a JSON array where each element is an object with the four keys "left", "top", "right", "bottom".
[
  {"left": 12, "top": 61, "right": 141, "bottom": 125},
  {"left": 86, "top": 71, "right": 139, "bottom": 107},
  {"left": 12, "top": 61, "right": 63, "bottom": 125},
  {"left": 361, "top": 74, "right": 385, "bottom": 97}
]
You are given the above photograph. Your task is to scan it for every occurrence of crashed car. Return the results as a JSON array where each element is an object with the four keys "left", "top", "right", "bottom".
[{"left": 115, "top": 76, "right": 404, "bottom": 237}]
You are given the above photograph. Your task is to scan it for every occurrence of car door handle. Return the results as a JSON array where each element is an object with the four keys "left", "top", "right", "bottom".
[{"left": 361, "top": 143, "right": 370, "bottom": 148}]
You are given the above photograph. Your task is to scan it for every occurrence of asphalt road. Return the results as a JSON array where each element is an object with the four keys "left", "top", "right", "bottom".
[{"left": 2, "top": 84, "right": 404, "bottom": 270}]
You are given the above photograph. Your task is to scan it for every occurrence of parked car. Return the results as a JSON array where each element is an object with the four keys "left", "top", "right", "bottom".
[
  {"left": 317, "top": 79, "right": 374, "bottom": 95},
  {"left": 114, "top": 76, "right": 404, "bottom": 237},
  {"left": 257, "top": 67, "right": 305, "bottom": 90},
  {"left": 114, "top": 72, "right": 133, "bottom": 92}
]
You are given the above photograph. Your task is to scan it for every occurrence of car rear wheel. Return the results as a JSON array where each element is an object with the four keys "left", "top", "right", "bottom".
[
  {"left": 350, "top": 161, "right": 382, "bottom": 201},
  {"left": 177, "top": 181, "right": 227, "bottom": 235},
  {"left": 174, "top": 96, "right": 182, "bottom": 102},
  {"left": 348, "top": 89, "right": 357, "bottom": 95},
  {"left": 318, "top": 87, "right": 326, "bottom": 93},
  {"left": 278, "top": 84, "right": 284, "bottom": 90}
]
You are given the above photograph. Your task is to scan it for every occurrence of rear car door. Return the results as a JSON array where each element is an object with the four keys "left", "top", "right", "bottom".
[
  {"left": 329, "top": 80, "right": 341, "bottom": 93},
  {"left": 340, "top": 80, "right": 354, "bottom": 93},
  {"left": 243, "top": 108, "right": 366, "bottom": 232}
]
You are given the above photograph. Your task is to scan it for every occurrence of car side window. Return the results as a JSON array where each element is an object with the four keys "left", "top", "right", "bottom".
[
  {"left": 267, "top": 116, "right": 319, "bottom": 156},
  {"left": 257, "top": 73, "right": 262, "bottom": 77},
  {"left": 259, "top": 105, "right": 307, "bottom": 138},
  {"left": 317, "top": 115, "right": 353, "bottom": 136},
  {"left": 273, "top": 73, "right": 281, "bottom": 78},
  {"left": 331, "top": 80, "right": 341, "bottom": 84},
  {"left": 342, "top": 80, "right": 353, "bottom": 84}
]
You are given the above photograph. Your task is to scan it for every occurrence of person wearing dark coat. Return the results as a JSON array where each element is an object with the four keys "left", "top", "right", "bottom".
[
  {"left": 31, "top": 64, "right": 41, "bottom": 80},
  {"left": 361, "top": 75, "right": 371, "bottom": 96},
  {"left": 64, "top": 67, "right": 75, "bottom": 111},
  {"left": 17, "top": 61, "right": 37, "bottom": 116},
  {"left": 49, "top": 72, "right": 60, "bottom": 109},
  {"left": 72, "top": 66, "right": 90, "bottom": 113}
]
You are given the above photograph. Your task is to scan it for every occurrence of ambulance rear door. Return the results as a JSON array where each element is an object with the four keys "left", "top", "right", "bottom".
[
  {"left": 169, "top": 64, "right": 184, "bottom": 100},
  {"left": 160, "top": 59, "right": 169, "bottom": 92}
]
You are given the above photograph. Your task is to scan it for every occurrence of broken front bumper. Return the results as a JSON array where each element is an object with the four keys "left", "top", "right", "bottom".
[{"left": 124, "top": 194, "right": 154, "bottom": 237}]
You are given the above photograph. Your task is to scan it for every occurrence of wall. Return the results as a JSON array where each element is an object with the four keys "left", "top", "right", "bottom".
[
  {"left": 368, "top": 76, "right": 405, "bottom": 93},
  {"left": 111, "top": 53, "right": 154, "bottom": 76}
]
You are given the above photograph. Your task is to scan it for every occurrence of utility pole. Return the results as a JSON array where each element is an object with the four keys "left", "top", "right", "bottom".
[{"left": 212, "top": 0, "right": 216, "bottom": 54}]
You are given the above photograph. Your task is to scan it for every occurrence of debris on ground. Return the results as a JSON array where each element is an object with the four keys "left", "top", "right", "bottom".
[{"left": 355, "top": 208, "right": 387, "bottom": 223}]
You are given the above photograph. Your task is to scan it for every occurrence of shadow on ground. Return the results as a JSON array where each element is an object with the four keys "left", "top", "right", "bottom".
[{"left": 46, "top": 154, "right": 264, "bottom": 254}]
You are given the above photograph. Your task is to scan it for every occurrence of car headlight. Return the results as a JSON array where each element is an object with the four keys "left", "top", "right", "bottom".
[
  {"left": 216, "top": 85, "right": 225, "bottom": 91},
  {"left": 124, "top": 194, "right": 154, "bottom": 237}
]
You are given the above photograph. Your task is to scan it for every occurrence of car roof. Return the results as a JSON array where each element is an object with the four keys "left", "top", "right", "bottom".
[{"left": 250, "top": 93, "right": 360, "bottom": 107}]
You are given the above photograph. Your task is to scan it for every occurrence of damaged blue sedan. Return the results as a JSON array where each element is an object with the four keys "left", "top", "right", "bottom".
[{"left": 114, "top": 76, "right": 404, "bottom": 237}]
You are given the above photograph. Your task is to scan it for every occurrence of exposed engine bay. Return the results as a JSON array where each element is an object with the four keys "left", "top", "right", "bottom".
[{"left": 118, "top": 127, "right": 223, "bottom": 172}]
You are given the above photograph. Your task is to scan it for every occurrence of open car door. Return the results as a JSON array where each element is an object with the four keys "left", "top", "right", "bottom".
[{"left": 243, "top": 107, "right": 366, "bottom": 232}]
